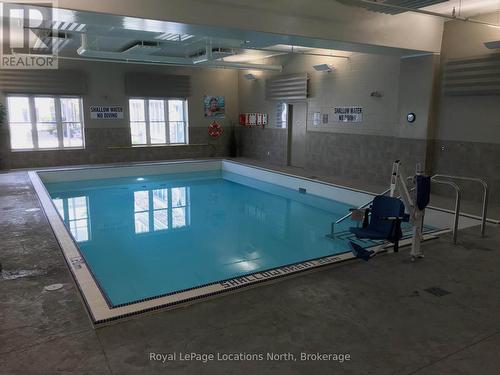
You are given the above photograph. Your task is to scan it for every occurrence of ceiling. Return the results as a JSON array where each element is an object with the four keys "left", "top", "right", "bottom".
[
  {"left": 2, "top": 3, "right": 436, "bottom": 72},
  {"left": 425, "top": 0, "right": 500, "bottom": 18}
]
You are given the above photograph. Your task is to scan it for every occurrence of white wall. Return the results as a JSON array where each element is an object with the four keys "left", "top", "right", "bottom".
[
  {"left": 238, "top": 52, "right": 437, "bottom": 140},
  {"left": 64, "top": 59, "right": 239, "bottom": 132},
  {"left": 436, "top": 16, "right": 500, "bottom": 143},
  {"left": 398, "top": 54, "right": 440, "bottom": 140}
]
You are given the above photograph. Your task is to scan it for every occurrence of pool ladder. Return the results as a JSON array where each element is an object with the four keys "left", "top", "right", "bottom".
[{"left": 328, "top": 175, "right": 491, "bottom": 245}]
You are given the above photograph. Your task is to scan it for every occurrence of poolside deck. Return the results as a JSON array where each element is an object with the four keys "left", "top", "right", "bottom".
[{"left": 1, "top": 163, "right": 500, "bottom": 375}]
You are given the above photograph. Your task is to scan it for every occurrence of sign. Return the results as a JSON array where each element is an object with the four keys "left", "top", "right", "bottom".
[
  {"left": 313, "top": 112, "right": 321, "bottom": 126},
  {"left": 90, "top": 105, "right": 124, "bottom": 120},
  {"left": 333, "top": 107, "right": 363, "bottom": 123}
]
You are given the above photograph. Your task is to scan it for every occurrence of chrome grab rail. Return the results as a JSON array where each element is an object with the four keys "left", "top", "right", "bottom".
[
  {"left": 329, "top": 187, "right": 391, "bottom": 238},
  {"left": 431, "top": 178, "right": 461, "bottom": 244},
  {"left": 432, "top": 174, "right": 489, "bottom": 237}
]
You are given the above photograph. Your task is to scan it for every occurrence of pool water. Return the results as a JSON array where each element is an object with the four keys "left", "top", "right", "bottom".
[{"left": 46, "top": 170, "right": 356, "bottom": 307}]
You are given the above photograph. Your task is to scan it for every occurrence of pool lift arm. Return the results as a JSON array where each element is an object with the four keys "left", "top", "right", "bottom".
[{"left": 389, "top": 160, "right": 426, "bottom": 260}]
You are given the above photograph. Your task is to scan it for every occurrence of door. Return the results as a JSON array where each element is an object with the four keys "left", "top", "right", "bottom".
[{"left": 288, "top": 102, "right": 307, "bottom": 168}]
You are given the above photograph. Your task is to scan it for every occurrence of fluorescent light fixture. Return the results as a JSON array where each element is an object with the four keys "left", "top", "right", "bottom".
[
  {"left": 122, "top": 42, "right": 162, "bottom": 55},
  {"left": 136, "top": 177, "right": 145, "bottom": 181},
  {"left": 155, "top": 33, "right": 194, "bottom": 42},
  {"left": 192, "top": 54, "right": 208, "bottom": 64},
  {"left": 313, "top": 64, "right": 335, "bottom": 73},
  {"left": 52, "top": 21, "right": 86, "bottom": 32},
  {"left": 32, "top": 31, "right": 70, "bottom": 53},
  {"left": 244, "top": 73, "right": 257, "bottom": 80}
]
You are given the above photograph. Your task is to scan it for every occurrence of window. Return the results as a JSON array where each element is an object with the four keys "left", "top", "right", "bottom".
[
  {"left": 276, "top": 102, "right": 288, "bottom": 129},
  {"left": 7, "top": 95, "right": 84, "bottom": 150},
  {"left": 129, "top": 98, "right": 188, "bottom": 146},
  {"left": 53, "top": 196, "right": 91, "bottom": 242},
  {"left": 133, "top": 187, "right": 190, "bottom": 234}
]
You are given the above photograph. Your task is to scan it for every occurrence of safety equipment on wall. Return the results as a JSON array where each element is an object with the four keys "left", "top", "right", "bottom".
[
  {"left": 239, "top": 113, "right": 268, "bottom": 127},
  {"left": 208, "top": 121, "right": 224, "bottom": 138}
]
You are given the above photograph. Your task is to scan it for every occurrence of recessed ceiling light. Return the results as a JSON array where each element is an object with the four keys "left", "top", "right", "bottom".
[
  {"left": 244, "top": 73, "right": 257, "bottom": 80},
  {"left": 484, "top": 40, "right": 500, "bottom": 49},
  {"left": 313, "top": 64, "right": 335, "bottom": 73}
]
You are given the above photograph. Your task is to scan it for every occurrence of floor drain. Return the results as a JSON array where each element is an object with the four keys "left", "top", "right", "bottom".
[
  {"left": 44, "top": 284, "right": 64, "bottom": 291},
  {"left": 424, "top": 287, "right": 451, "bottom": 297}
]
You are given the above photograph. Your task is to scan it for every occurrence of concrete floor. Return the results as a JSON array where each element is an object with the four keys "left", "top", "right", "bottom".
[{"left": 1, "top": 166, "right": 500, "bottom": 375}]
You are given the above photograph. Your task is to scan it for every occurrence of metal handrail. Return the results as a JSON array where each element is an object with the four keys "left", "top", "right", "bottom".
[
  {"left": 432, "top": 174, "right": 489, "bottom": 237},
  {"left": 431, "top": 178, "right": 461, "bottom": 244}
]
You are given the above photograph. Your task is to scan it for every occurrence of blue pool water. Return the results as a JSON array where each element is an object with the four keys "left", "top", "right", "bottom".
[{"left": 45, "top": 170, "right": 357, "bottom": 307}]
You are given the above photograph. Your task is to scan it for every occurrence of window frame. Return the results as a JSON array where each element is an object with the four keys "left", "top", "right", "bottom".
[
  {"left": 6, "top": 93, "right": 85, "bottom": 151},
  {"left": 128, "top": 97, "right": 189, "bottom": 146}
]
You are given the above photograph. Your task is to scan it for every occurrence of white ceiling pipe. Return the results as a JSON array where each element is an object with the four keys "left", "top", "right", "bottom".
[{"left": 76, "top": 34, "right": 282, "bottom": 71}]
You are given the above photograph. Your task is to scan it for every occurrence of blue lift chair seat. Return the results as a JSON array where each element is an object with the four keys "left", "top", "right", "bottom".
[{"left": 349, "top": 195, "right": 409, "bottom": 261}]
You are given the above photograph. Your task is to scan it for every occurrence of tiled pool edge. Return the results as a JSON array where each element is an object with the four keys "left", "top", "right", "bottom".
[{"left": 29, "top": 160, "right": 449, "bottom": 326}]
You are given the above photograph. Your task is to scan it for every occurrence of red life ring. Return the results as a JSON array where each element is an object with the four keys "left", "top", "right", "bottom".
[{"left": 208, "top": 121, "right": 224, "bottom": 138}]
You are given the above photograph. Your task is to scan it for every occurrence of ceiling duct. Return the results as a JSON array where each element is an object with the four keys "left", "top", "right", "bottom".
[
  {"left": 76, "top": 35, "right": 282, "bottom": 71},
  {"left": 336, "top": 0, "right": 449, "bottom": 15}
]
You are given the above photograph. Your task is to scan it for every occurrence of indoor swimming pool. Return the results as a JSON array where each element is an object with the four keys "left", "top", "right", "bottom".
[
  {"left": 30, "top": 160, "right": 458, "bottom": 323},
  {"left": 44, "top": 170, "right": 355, "bottom": 307}
]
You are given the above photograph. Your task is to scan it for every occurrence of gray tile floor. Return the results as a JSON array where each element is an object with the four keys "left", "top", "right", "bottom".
[{"left": 1, "top": 166, "right": 500, "bottom": 375}]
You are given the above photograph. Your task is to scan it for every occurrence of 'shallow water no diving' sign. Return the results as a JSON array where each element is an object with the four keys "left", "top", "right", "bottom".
[
  {"left": 90, "top": 105, "right": 124, "bottom": 120},
  {"left": 333, "top": 107, "right": 363, "bottom": 123}
]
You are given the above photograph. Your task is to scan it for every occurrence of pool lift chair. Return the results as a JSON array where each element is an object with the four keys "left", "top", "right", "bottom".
[
  {"left": 348, "top": 195, "right": 408, "bottom": 261},
  {"left": 345, "top": 160, "right": 431, "bottom": 262}
]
